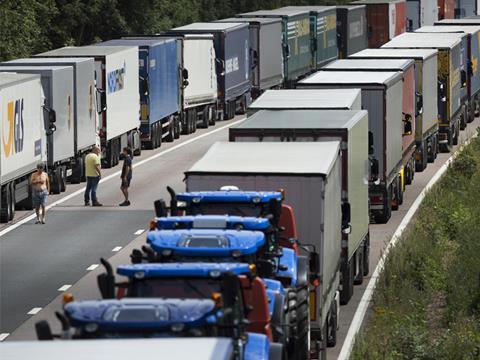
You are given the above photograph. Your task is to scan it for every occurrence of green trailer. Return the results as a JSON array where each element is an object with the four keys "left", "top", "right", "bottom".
[{"left": 238, "top": 8, "right": 312, "bottom": 87}]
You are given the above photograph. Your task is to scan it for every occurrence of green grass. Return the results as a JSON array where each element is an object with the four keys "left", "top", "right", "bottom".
[{"left": 351, "top": 133, "right": 480, "bottom": 360}]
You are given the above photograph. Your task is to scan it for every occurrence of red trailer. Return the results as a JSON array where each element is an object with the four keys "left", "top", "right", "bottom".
[
  {"left": 353, "top": 0, "right": 407, "bottom": 48},
  {"left": 438, "top": 0, "right": 456, "bottom": 19}
]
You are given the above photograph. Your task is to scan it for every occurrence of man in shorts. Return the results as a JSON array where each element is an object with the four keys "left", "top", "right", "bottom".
[
  {"left": 31, "top": 163, "right": 50, "bottom": 224},
  {"left": 119, "top": 147, "right": 132, "bottom": 206}
]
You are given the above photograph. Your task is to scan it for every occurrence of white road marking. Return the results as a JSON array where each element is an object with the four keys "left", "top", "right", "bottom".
[
  {"left": 112, "top": 246, "right": 122, "bottom": 252},
  {"left": 57, "top": 284, "right": 72, "bottom": 292},
  {"left": 338, "top": 133, "right": 478, "bottom": 360},
  {"left": 134, "top": 229, "right": 144, "bottom": 235},
  {"left": 0, "top": 118, "right": 246, "bottom": 239},
  {"left": 86, "top": 264, "right": 99, "bottom": 271},
  {"left": 27, "top": 307, "right": 42, "bottom": 315},
  {"left": 0, "top": 333, "right": 10, "bottom": 341}
]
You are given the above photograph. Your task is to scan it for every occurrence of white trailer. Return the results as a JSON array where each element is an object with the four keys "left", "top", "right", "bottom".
[
  {"left": 247, "top": 89, "right": 362, "bottom": 115},
  {"left": 4, "top": 57, "right": 98, "bottom": 183},
  {"left": 39, "top": 46, "right": 140, "bottom": 168},
  {"left": 185, "top": 141, "right": 343, "bottom": 358},
  {"left": 0, "top": 73, "right": 45, "bottom": 223}
]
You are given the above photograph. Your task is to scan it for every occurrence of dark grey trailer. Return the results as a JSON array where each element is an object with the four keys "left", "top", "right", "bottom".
[
  {"left": 455, "top": 0, "right": 477, "bottom": 18},
  {"left": 336, "top": 5, "right": 369, "bottom": 58},
  {"left": 229, "top": 109, "right": 370, "bottom": 305},
  {"left": 349, "top": 48, "right": 439, "bottom": 172},
  {"left": 406, "top": 0, "right": 439, "bottom": 31},
  {"left": 298, "top": 70, "right": 404, "bottom": 223},
  {"left": 2, "top": 57, "right": 98, "bottom": 183},
  {"left": 215, "top": 17, "right": 283, "bottom": 98},
  {"left": 169, "top": 23, "right": 251, "bottom": 120},
  {"left": 0, "top": 65, "right": 75, "bottom": 194}
]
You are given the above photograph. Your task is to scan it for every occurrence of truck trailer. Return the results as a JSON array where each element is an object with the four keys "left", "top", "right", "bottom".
[
  {"left": 0, "top": 65, "right": 75, "bottom": 195},
  {"left": 350, "top": 48, "right": 439, "bottom": 171},
  {"left": 0, "top": 73, "right": 45, "bottom": 223},
  {"left": 336, "top": 5, "right": 369, "bottom": 58},
  {"left": 455, "top": 0, "right": 478, "bottom": 18},
  {"left": 352, "top": 0, "right": 407, "bottom": 48},
  {"left": 382, "top": 32, "right": 464, "bottom": 151},
  {"left": 169, "top": 23, "right": 251, "bottom": 121},
  {"left": 98, "top": 38, "right": 181, "bottom": 149},
  {"left": 215, "top": 17, "right": 284, "bottom": 98},
  {"left": 229, "top": 109, "right": 370, "bottom": 306},
  {"left": 406, "top": 0, "right": 439, "bottom": 31},
  {"left": 439, "top": 0, "right": 457, "bottom": 20},
  {"left": 247, "top": 89, "right": 362, "bottom": 116},
  {"left": 184, "top": 141, "right": 343, "bottom": 359},
  {"left": 3, "top": 57, "right": 98, "bottom": 184},
  {"left": 238, "top": 8, "right": 312, "bottom": 87},
  {"left": 38, "top": 46, "right": 141, "bottom": 168},
  {"left": 322, "top": 58, "right": 417, "bottom": 186},
  {"left": 298, "top": 70, "right": 404, "bottom": 223}
]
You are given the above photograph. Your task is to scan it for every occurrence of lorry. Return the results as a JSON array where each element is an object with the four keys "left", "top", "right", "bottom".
[
  {"left": 352, "top": 0, "right": 407, "bottom": 48},
  {"left": 238, "top": 8, "right": 312, "bottom": 88},
  {"left": 168, "top": 23, "right": 251, "bottom": 121},
  {"left": 3, "top": 57, "right": 98, "bottom": 184},
  {"left": 0, "top": 65, "right": 75, "bottom": 194},
  {"left": 229, "top": 109, "right": 370, "bottom": 306},
  {"left": 455, "top": 0, "right": 478, "bottom": 18},
  {"left": 97, "top": 38, "right": 181, "bottom": 149},
  {"left": 38, "top": 46, "right": 141, "bottom": 168},
  {"left": 182, "top": 141, "right": 342, "bottom": 359},
  {"left": 280, "top": 6, "right": 338, "bottom": 68},
  {"left": 438, "top": 0, "right": 457, "bottom": 20},
  {"left": 247, "top": 89, "right": 362, "bottom": 116},
  {"left": 349, "top": 48, "right": 439, "bottom": 171},
  {"left": 382, "top": 32, "right": 464, "bottom": 151},
  {"left": 0, "top": 73, "right": 46, "bottom": 223},
  {"left": 406, "top": 0, "right": 439, "bottom": 31},
  {"left": 298, "top": 71, "right": 404, "bottom": 223},
  {"left": 322, "top": 58, "right": 417, "bottom": 186},
  {"left": 336, "top": 5, "right": 369, "bottom": 58},
  {"left": 215, "top": 17, "right": 284, "bottom": 99}
]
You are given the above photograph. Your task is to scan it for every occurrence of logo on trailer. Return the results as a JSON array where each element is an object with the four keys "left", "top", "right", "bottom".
[
  {"left": 107, "top": 61, "right": 126, "bottom": 94},
  {"left": 2, "top": 99, "right": 24, "bottom": 158}
]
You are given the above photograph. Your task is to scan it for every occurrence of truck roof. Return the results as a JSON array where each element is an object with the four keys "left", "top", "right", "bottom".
[
  {"left": 299, "top": 70, "right": 403, "bottom": 87},
  {"left": 0, "top": 72, "right": 40, "bottom": 88},
  {"left": 156, "top": 215, "right": 271, "bottom": 231},
  {"left": 177, "top": 191, "right": 282, "bottom": 204},
  {"left": 216, "top": 17, "right": 281, "bottom": 25},
  {"left": 7, "top": 57, "right": 93, "bottom": 65},
  {"left": 0, "top": 338, "right": 233, "bottom": 360},
  {"left": 39, "top": 45, "right": 137, "bottom": 57},
  {"left": 336, "top": 5, "right": 366, "bottom": 10},
  {"left": 382, "top": 32, "right": 462, "bottom": 49},
  {"left": 238, "top": 8, "right": 310, "bottom": 17},
  {"left": 0, "top": 65, "right": 72, "bottom": 73},
  {"left": 172, "top": 22, "right": 248, "bottom": 32},
  {"left": 187, "top": 141, "right": 341, "bottom": 176},
  {"left": 280, "top": 5, "right": 337, "bottom": 14},
  {"left": 436, "top": 19, "right": 480, "bottom": 25},
  {"left": 353, "top": 0, "right": 404, "bottom": 4},
  {"left": 323, "top": 58, "right": 414, "bottom": 71},
  {"left": 117, "top": 262, "right": 251, "bottom": 278},
  {"left": 249, "top": 89, "right": 362, "bottom": 109},
  {"left": 233, "top": 110, "right": 368, "bottom": 130},
  {"left": 416, "top": 25, "right": 480, "bottom": 35},
  {"left": 349, "top": 48, "right": 438, "bottom": 60},
  {"left": 98, "top": 38, "right": 176, "bottom": 47}
]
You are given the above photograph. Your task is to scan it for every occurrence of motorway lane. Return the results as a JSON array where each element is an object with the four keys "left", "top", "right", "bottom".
[{"left": 0, "top": 117, "right": 244, "bottom": 334}]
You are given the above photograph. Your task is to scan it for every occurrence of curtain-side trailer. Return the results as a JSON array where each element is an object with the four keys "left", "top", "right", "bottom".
[
  {"left": 298, "top": 70, "right": 404, "bottom": 223},
  {"left": 6, "top": 57, "right": 98, "bottom": 184},
  {"left": 406, "top": 0, "right": 439, "bottom": 31},
  {"left": 438, "top": 0, "right": 457, "bottom": 19},
  {"left": 336, "top": 5, "right": 369, "bottom": 58},
  {"left": 383, "top": 32, "right": 464, "bottom": 151},
  {"left": 229, "top": 109, "right": 370, "bottom": 306},
  {"left": 350, "top": 48, "right": 439, "bottom": 171},
  {"left": 39, "top": 46, "right": 141, "bottom": 168},
  {"left": 0, "top": 73, "right": 45, "bottom": 223},
  {"left": 184, "top": 141, "right": 342, "bottom": 359}
]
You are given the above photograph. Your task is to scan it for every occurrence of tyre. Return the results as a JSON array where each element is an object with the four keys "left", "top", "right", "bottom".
[
  {"left": 271, "top": 292, "right": 286, "bottom": 344},
  {"left": 8, "top": 182, "right": 15, "bottom": 221},
  {"left": 0, "top": 185, "right": 12, "bottom": 223},
  {"left": 201, "top": 107, "right": 209, "bottom": 128},
  {"left": 60, "top": 167, "right": 66, "bottom": 192},
  {"left": 354, "top": 248, "right": 364, "bottom": 285},
  {"left": 209, "top": 106, "right": 216, "bottom": 126},
  {"left": 71, "top": 157, "right": 84, "bottom": 184},
  {"left": 181, "top": 112, "right": 189, "bottom": 135},
  {"left": 294, "top": 286, "right": 310, "bottom": 360},
  {"left": 327, "top": 301, "right": 337, "bottom": 347},
  {"left": 375, "top": 190, "right": 391, "bottom": 224},
  {"left": 51, "top": 168, "right": 61, "bottom": 194},
  {"left": 392, "top": 181, "right": 399, "bottom": 211},
  {"left": 174, "top": 117, "right": 181, "bottom": 139},
  {"left": 398, "top": 179, "right": 404, "bottom": 206},
  {"left": 192, "top": 109, "right": 197, "bottom": 133},
  {"left": 340, "top": 260, "right": 354, "bottom": 305},
  {"left": 145, "top": 125, "right": 155, "bottom": 150},
  {"left": 453, "top": 125, "right": 459, "bottom": 146},
  {"left": 363, "top": 235, "right": 370, "bottom": 277},
  {"left": 165, "top": 117, "right": 175, "bottom": 142},
  {"left": 157, "top": 123, "right": 162, "bottom": 148}
]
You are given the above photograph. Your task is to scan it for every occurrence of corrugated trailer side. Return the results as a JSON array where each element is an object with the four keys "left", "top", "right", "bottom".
[{"left": 336, "top": 6, "right": 368, "bottom": 58}]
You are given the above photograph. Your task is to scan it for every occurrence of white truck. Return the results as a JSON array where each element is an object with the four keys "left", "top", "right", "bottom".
[
  {"left": 184, "top": 141, "right": 343, "bottom": 359},
  {"left": 0, "top": 73, "right": 46, "bottom": 223},
  {"left": 39, "top": 46, "right": 141, "bottom": 168},
  {"left": 4, "top": 57, "right": 98, "bottom": 183}
]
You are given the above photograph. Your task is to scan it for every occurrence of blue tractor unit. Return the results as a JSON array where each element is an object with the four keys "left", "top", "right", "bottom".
[{"left": 34, "top": 298, "right": 280, "bottom": 360}]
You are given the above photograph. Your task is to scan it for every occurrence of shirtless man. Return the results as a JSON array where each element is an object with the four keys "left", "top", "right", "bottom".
[{"left": 31, "top": 163, "right": 50, "bottom": 224}]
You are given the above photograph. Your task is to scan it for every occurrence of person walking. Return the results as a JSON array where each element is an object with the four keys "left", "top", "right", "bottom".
[
  {"left": 31, "top": 163, "right": 50, "bottom": 224},
  {"left": 84, "top": 145, "right": 102, "bottom": 206},
  {"left": 119, "top": 147, "right": 132, "bottom": 206}
]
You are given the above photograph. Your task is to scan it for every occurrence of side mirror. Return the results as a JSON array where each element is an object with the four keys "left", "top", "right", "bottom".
[
  {"left": 96, "top": 89, "right": 106, "bottom": 114},
  {"left": 368, "top": 131, "right": 374, "bottom": 155},
  {"left": 416, "top": 92, "right": 423, "bottom": 115},
  {"left": 408, "top": 19, "right": 413, "bottom": 31},
  {"left": 461, "top": 70, "right": 467, "bottom": 88},
  {"left": 154, "top": 199, "right": 168, "bottom": 217},
  {"left": 284, "top": 44, "right": 290, "bottom": 59},
  {"left": 370, "top": 158, "right": 379, "bottom": 181},
  {"left": 142, "top": 78, "right": 149, "bottom": 96},
  {"left": 35, "top": 320, "right": 54, "bottom": 340},
  {"left": 268, "top": 198, "right": 281, "bottom": 226},
  {"left": 48, "top": 109, "right": 56, "bottom": 123},
  {"left": 403, "top": 114, "right": 413, "bottom": 136},
  {"left": 309, "top": 252, "right": 320, "bottom": 277},
  {"left": 221, "top": 272, "right": 241, "bottom": 308},
  {"left": 341, "top": 202, "right": 351, "bottom": 228},
  {"left": 251, "top": 50, "right": 259, "bottom": 67},
  {"left": 167, "top": 186, "right": 178, "bottom": 216},
  {"left": 46, "top": 124, "right": 57, "bottom": 136},
  {"left": 182, "top": 68, "right": 189, "bottom": 80},
  {"left": 97, "top": 258, "right": 115, "bottom": 299}
]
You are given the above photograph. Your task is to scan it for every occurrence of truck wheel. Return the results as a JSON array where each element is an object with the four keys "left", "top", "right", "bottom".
[
  {"left": 145, "top": 125, "right": 154, "bottom": 150},
  {"left": 157, "top": 123, "right": 163, "bottom": 148},
  {"left": 319, "top": 322, "right": 327, "bottom": 360},
  {"left": 453, "top": 125, "right": 460, "bottom": 146},
  {"left": 50, "top": 169, "right": 61, "bottom": 195},
  {"left": 201, "top": 107, "right": 209, "bottom": 128},
  {"left": 181, "top": 112, "right": 189, "bottom": 135},
  {"left": 375, "top": 190, "right": 392, "bottom": 224},
  {"left": 354, "top": 247, "right": 364, "bottom": 285},
  {"left": 398, "top": 179, "right": 404, "bottom": 206},
  {"left": 327, "top": 301, "right": 337, "bottom": 347},
  {"left": 271, "top": 292, "right": 286, "bottom": 344},
  {"left": 209, "top": 106, "right": 216, "bottom": 126},
  {"left": 174, "top": 116, "right": 181, "bottom": 139},
  {"left": 0, "top": 185, "right": 11, "bottom": 223},
  {"left": 294, "top": 286, "right": 310, "bottom": 360},
  {"left": 363, "top": 235, "right": 370, "bottom": 277},
  {"left": 192, "top": 109, "right": 198, "bottom": 133},
  {"left": 165, "top": 117, "right": 175, "bottom": 142},
  {"left": 8, "top": 182, "right": 15, "bottom": 221},
  {"left": 340, "top": 260, "right": 354, "bottom": 305},
  {"left": 60, "top": 167, "right": 66, "bottom": 192},
  {"left": 71, "top": 158, "right": 84, "bottom": 184}
]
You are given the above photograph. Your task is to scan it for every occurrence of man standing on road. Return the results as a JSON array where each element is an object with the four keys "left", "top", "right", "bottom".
[
  {"left": 31, "top": 163, "right": 50, "bottom": 224},
  {"left": 119, "top": 147, "right": 132, "bottom": 207},
  {"left": 84, "top": 145, "right": 102, "bottom": 207}
]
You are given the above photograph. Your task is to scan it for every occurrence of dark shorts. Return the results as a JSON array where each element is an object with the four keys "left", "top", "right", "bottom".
[
  {"left": 121, "top": 178, "right": 131, "bottom": 188},
  {"left": 32, "top": 189, "right": 48, "bottom": 207}
]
